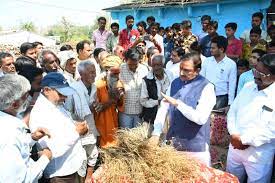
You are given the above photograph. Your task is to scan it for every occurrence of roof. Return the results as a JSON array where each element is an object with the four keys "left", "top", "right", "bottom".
[{"left": 103, "top": 0, "right": 221, "bottom": 11}]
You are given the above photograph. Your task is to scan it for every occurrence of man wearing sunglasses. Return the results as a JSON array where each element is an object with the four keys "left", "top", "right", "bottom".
[{"left": 226, "top": 53, "right": 275, "bottom": 183}]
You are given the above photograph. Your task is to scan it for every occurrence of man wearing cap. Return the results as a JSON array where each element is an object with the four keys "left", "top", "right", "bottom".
[
  {"left": 94, "top": 55, "right": 124, "bottom": 148},
  {"left": 57, "top": 50, "right": 79, "bottom": 84},
  {"left": 29, "top": 72, "right": 88, "bottom": 182}
]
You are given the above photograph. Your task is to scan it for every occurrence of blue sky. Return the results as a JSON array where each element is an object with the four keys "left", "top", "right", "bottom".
[{"left": 0, "top": 0, "right": 121, "bottom": 29}]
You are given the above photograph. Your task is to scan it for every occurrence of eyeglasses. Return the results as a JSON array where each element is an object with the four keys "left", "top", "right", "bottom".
[{"left": 252, "top": 68, "right": 271, "bottom": 78}]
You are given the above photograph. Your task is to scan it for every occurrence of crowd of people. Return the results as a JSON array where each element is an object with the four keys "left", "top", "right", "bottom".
[{"left": 0, "top": 11, "right": 274, "bottom": 183}]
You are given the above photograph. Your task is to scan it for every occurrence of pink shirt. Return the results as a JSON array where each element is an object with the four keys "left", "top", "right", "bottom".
[
  {"left": 92, "top": 29, "right": 112, "bottom": 49},
  {"left": 226, "top": 38, "right": 242, "bottom": 58}
]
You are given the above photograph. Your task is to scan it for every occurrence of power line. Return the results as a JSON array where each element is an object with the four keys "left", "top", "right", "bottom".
[{"left": 13, "top": 0, "right": 103, "bottom": 14}]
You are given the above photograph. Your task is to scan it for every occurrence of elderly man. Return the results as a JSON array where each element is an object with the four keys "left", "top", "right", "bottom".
[
  {"left": 150, "top": 53, "right": 216, "bottom": 166},
  {"left": 226, "top": 54, "right": 275, "bottom": 183},
  {"left": 140, "top": 54, "right": 173, "bottom": 127},
  {"left": 57, "top": 50, "right": 78, "bottom": 84},
  {"left": 64, "top": 60, "right": 99, "bottom": 183},
  {"left": 40, "top": 50, "right": 61, "bottom": 74},
  {"left": 95, "top": 55, "right": 124, "bottom": 148},
  {"left": 0, "top": 74, "right": 52, "bottom": 182},
  {"left": 119, "top": 48, "right": 148, "bottom": 128},
  {"left": 0, "top": 52, "right": 16, "bottom": 77},
  {"left": 29, "top": 72, "right": 88, "bottom": 182}
]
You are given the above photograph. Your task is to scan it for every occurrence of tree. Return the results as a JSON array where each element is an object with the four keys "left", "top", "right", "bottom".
[{"left": 20, "top": 22, "right": 36, "bottom": 32}]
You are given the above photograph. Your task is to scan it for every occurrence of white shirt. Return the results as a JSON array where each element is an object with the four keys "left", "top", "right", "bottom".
[
  {"left": 152, "top": 80, "right": 216, "bottom": 136},
  {"left": 200, "top": 55, "right": 237, "bottom": 105},
  {"left": 240, "top": 28, "right": 269, "bottom": 43},
  {"left": 29, "top": 94, "right": 86, "bottom": 178},
  {"left": 165, "top": 61, "right": 180, "bottom": 81},
  {"left": 140, "top": 69, "right": 173, "bottom": 108},
  {"left": 146, "top": 34, "right": 164, "bottom": 55},
  {"left": 227, "top": 82, "right": 275, "bottom": 163},
  {"left": 0, "top": 111, "right": 49, "bottom": 182}
]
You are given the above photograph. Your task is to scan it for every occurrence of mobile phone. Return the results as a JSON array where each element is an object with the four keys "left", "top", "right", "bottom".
[{"left": 143, "top": 35, "right": 150, "bottom": 41}]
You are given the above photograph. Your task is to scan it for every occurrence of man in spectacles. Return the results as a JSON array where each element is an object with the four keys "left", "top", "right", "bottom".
[
  {"left": 237, "top": 49, "right": 266, "bottom": 95},
  {"left": 226, "top": 53, "right": 275, "bottom": 183}
]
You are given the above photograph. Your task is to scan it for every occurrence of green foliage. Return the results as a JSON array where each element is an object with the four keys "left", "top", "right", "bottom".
[
  {"left": 45, "top": 15, "right": 110, "bottom": 44},
  {"left": 20, "top": 22, "right": 36, "bottom": 32}
]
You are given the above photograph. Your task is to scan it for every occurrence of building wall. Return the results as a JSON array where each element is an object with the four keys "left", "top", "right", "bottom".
[{"left": 109, "top": 0, "right": 271, "bottom": 38}]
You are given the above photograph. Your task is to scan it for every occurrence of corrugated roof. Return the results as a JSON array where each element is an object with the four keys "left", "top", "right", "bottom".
[{"left": 103, "top": 0, "right": 220, "bottom": 11}]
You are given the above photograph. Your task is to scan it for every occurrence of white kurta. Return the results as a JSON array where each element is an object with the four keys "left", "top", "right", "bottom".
[{"left": 226, "top": 82, "right": 275, "bottom": 183}]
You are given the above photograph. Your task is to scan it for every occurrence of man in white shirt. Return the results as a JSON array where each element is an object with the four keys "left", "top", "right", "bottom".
[
  {"left": 240, "top": 12, "right": 269, "bottom": 43},
  {"left": 200, "top": 36, "right": 237, "bottom": 111},
  {"left": 226, "top": 53, "right": 275, "bottom": 183},
  {"left": 166, "top": 47, "right": 186, "bottom": 80},
  {"left": 76, "top": 40, "right": 101, "bottom": 78},
  {"left": 150, "top": 53, "right": 216, "bottom": 166},
  {"left": 29, "top": 72, "right": 88, "bottom": 182},
  {"left": 140, "top": 54, "right": 173, "bottom": 130},
  {"left": 146, "top": 22, "right": 164, "bottom": 55},
  {"left": 0, "top": 52, "right": 16, "bottom": 77},
  {"left": 0, "top": 74, "right": 52, "bottom": 183}
]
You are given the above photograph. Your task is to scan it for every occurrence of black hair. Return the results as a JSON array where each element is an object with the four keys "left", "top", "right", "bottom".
[
  {"left": 126, "top": 15, "right": 134, "bottom": 22},
  {"left": 211, "top": 36, "right": 228, "bottom": 53},
  {"left": 150, "top": 22, "right": 159, "bottom": 29},
  {"left": 146, "top": 16, "right": 155, "bottom": 22},
  {"left": 181, "top": 52, "right": 202, "bottom": 70},
  {"left": 136, "top": 21, "right": 147, "bottom": 29},
  {"left": 260, "top": 53, "right": 275, "bottom": 74},
  {"left": 0, "top": 52, "right": 13, "bottom": 65},
  {"left": 237, "top": 59, "right": 249, "bottom": 68},
  {"left": 268, "top": 25, "right": 275, "bottom": 35},
  {"left": 225, "top": 22, "right": 237, "bottom": 31},
  {"left": 250, "top": 26, "right": 262, "bottom": 36},
  {"left": 98, "top": 17, "right": 106, "bottom": 22},
  {"left": 33, "top": 41, "right": 43, "bottom": 47},
  {"left": 20, "top": 42, "right": 35, "bottom": 54},
  {"left": 15, "top": 56, "right": 36, "bottom": 70},
  {"left": 181, "top": 20, "right": 192, "bottom": 29},
  {"left": 201, "top": 15, "right": 211, "bottom": 22},
  {"left": 76, "top": 40, "right": 91, "bottom": 54},
  {"left": 165, "top": 26, "right": 172, "bottom": 32},
  {"left": 146, "top": 46, "right": 157, "bottom": 58},
  {"left": 60, "top": 44, "right": 73, "bottom": 51},
  {"left": 209, "top": 20, "right": 218, "bottom": 30},
  {"left": 252, "top": 12, "right": 264, "bottom": 21},
  {"left": 159, "top": 27, "right": 164, "bottom": 31},
  {"left": 124, "top": 48, "right": 141, "bottom": 62},
  {"left": 252, "top": 49, "right": 266, "bottom": 57},
  {"left": 17, "top": 65, "right": 43, "bottom": 83},
  {"left": 190, "top": 41, "right": 201, "bottom": 54},
  {"left": 172, "top": 47, "right": 185, "bottom": 58},
  {"left": 111, "top": 22, "right": 119, "bottom": 29},
  {"left": 93, "top": 48, "right": 105, "bottom": 58},
  {"left": 172, "top": 23, "right": 181, "bottom": 31}
]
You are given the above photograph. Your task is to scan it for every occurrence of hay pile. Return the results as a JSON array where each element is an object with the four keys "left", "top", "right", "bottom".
[{"left": 98, "top": 125, "right": 200, "bottom": 183}]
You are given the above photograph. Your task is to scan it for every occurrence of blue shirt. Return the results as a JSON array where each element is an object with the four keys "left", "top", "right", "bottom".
[
  {"left": 163, "top": 37, "right": 174, "bottom": 62},
  {"left": 237, "top": 69, "right": 254, "bottom": 95}
]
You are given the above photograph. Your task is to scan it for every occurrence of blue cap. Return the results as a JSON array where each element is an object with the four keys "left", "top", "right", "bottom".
[{"left": 41, "top": 72, "right": 74, "bottom": 96}]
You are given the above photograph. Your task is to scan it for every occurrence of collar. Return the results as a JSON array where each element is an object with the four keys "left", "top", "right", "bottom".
[
  {"left": 64, "top": 70, "right": 75, "bottom": 78},
  {"left": 181, "top": 74, "right": 201, "bottom": 85},
  {"left": 262, "top": 82, "right": 275, "bottom": 97}
]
